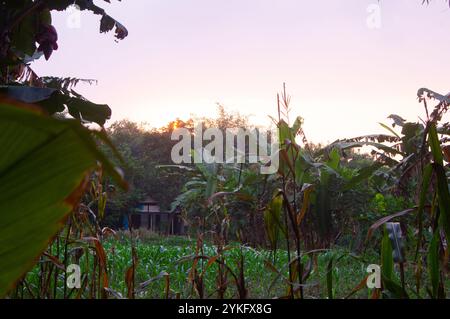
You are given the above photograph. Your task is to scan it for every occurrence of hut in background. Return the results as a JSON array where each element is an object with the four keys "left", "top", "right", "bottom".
[{"left": 129, "top": 196, "right": 186, "bottom": 235}]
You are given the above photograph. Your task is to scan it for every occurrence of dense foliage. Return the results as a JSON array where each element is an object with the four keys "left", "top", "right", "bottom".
[{"left": 0, "top": 1, "right": 449, "bottom": 299}]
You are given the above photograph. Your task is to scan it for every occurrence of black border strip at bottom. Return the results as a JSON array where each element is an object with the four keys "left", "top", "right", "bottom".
[{"left": 0, "top": 299, "right": 441, "bottom": 318}]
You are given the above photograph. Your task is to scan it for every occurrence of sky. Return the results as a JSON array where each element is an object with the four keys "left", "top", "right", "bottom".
[{"left": 32, "top": 0, "right": 450, "bottom": 144}]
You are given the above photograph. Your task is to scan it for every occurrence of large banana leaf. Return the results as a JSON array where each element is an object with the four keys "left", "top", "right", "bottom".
[
  {"left": 0, "top": 100, "right": 124, "bottom": 297},
  {"left": 0, "top": 86, "right": 112, "bottom": 126}
]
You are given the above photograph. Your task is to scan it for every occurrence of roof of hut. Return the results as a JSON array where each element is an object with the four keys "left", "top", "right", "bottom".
[{"left": 139, "top": 196, "right": 158, "bottom": 205}]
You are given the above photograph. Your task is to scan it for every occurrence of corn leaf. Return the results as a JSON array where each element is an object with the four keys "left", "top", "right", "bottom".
[
  {"left": 428, "top": 231, "right": 440, "bottom": 299},
  {"left": 381, "top": 228, "right": 393, "bottom": 281}
]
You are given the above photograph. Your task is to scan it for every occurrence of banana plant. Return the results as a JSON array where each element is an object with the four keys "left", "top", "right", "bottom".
[
  {"left": 0, "top": 1, "right": 128, "bottom": 126},
  {"left": 365, "top": 88, "right": 450, "bottom": 299}
]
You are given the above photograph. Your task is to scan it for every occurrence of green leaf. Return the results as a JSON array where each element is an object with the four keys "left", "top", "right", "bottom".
[
  {"left": 326, "top": 148, "right": 340, "bottom": 170},
  {"left": 381, "top": 227, "right": 408, "bottom": 298},
  {"left": 291, "top": 116, "right": 303, "bottom": 135},
  {"left": 0, "top": 100, "right": 124, "bottom": 297},
  {"left": 381, "top": 228, "right": 393, "bottom": 281},
  {"left": 382, "top": 275, "right": 408, "bottom": 299},
  {"left": 264, "top": 193, "right": 284, "bottom": 252},
  {"left": 433, "top": 164, "right": 450, "bottom": 244},
  {"left": 379, "top": 122, "right": 401, "bottom": 139},
  {"left": 66, "top": 97, "right": 111, "bottom": 125},
  {"left": 428, "top": 124, "right": 450, "bottom": 243},
  {"left": 0, "top": 86, "right": 58, "bottom": 104},
  {"left": 344, "top": 162, "right": 383, "bottom": 191},
  {"left": 0, "top": 86, "right": 112, "bottom": 126},
  {"left": 428, "top": 123, "right": 444, "bottom": 166},
  {"left": 427, "top": 231, "right": 440, "bottom": 299}
]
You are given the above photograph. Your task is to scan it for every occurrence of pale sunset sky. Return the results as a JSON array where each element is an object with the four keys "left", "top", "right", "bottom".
[{"left": 33, "top": 0, "right": 450, "bottom": 144}]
